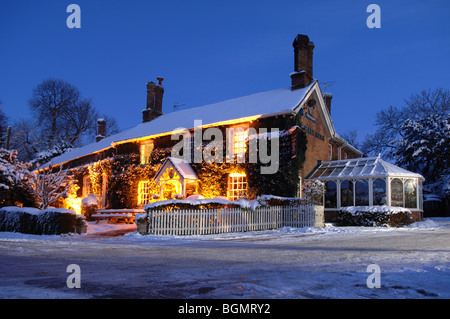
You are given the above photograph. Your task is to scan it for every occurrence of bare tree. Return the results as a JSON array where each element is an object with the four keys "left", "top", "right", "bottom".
[
  {"left": 9, "top": 119, "right": 40, "bottom": 161},
  {"left": 0, "top": 100, "right": 8, "bottom": 148},
  {"left": 340, "top": 130, "right": 360, "bottom": 149},
  {"left": 29, "top": 78, "right": 98, "bottom": 148}
]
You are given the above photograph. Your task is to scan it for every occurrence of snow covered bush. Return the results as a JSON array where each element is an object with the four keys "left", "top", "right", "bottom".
[
  {"left": 0, "top": 148, "right": 37, "bottom": 208},
  {"left": 31, "top": 164, "right": 75, "bottom": 209},
  {"left": 395, "top": 112, "right": 450, "bottom": 200},
  {"left": 81, "top": 194, "right": 99, "bottom": 221},
  {"left": 302, "top": 180, "right": 325, "bottom": 205},
  {"left": 336, "top": 206, "right": 414, "bottom": 227},
  {"left": 0, "top": 206, "right": 79, "bottom": 235}
]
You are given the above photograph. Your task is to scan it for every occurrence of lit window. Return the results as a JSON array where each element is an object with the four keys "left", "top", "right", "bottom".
[
  {"left": 233, "top": 127, "right": 248, "bottom": 157},
  {"left": 82, "top": 175, "right": 92, "bottom": 197},
  {"left": 390, "top": 178, "right": 404, "bottom": 207},
  {"left": 138, "top": 181, "right": 151, "bottom": 205},
  {"left": 405, "top": 179, "right": 417, "bottom": 209},
  {"left": 227, "top": 173, "right": 247, "bottom": 201},
  {"left": 140, "top": 141, "right": 154, "bottom": 164}
]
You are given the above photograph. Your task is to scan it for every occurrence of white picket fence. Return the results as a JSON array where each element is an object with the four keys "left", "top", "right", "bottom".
[{"left": 146, "top": 205, "right": 315, "bottom": 236}]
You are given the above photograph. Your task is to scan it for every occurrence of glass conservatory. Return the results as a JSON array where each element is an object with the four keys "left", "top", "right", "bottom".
[{"left": 306, "top": 155, "right": 424, "bottom": 214}]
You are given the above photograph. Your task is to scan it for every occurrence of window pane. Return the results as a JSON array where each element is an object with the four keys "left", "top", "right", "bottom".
[
  {"left": 340, "top": 180, "right": 354, "bottom": 207},
  {"left": 138, "top": 181, "right": 150, "bottom": 205},
  {"left": 405, "top": 179, "right": 417, "bottom": 208},
  {"left": 372, "top": 178, "right": 387, "bottom": 206},
  {"left": 355, "top": 180, "right": 369, "bottom": 206},
  {"left": 391, "top": 178, "right": 404, "bottom": 207},
  {"left": 325, "top": 181, "right": 337, "bottom": 208},
  {"left": 227, "top": 173, "right": 247, "bottom": 200},
  {"left": 140, "top": 142, "right": 154, "bottom": 164}
]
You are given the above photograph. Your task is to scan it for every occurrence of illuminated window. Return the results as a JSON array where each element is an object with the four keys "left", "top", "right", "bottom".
[
  {"left": 227, "top": 173, "right": 247, "bottom": 201},
  {"left": 233, "top": 127, "right": 248, "bottom": 158},
  {"left": 82, "top": 175, "right": 92, "bottom": 197},
  {"left": 138, "top": 181, "right": 151, "bottom": 205},
  {"left": 390, "top": 178, "right": 404, "bottom": 207},
  {"left": 140, "top": 141, "right": 154, "bottom": 165},
  {"left": 405, "top": 179, "right": 417, "bottom": 209}
]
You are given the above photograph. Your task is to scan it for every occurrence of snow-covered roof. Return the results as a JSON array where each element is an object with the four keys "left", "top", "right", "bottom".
[
  {"left": 155, "top": 157, "right": 198, "bottom": 180},
  {"left": 306, "top": 156, "right": 424, "bottom": 180},
  {"left": 44, "top": 82, "right": 315, "bottom": 168}
]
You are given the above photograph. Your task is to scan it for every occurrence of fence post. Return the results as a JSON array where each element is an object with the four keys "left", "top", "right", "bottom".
[{"left": 313, "top": 204, "right": 324, "bottom": 228}]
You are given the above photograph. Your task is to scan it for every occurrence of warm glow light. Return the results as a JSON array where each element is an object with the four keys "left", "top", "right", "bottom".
[
  {"left": 138, "top": 180, "right": 151, "bottom": 205},
  {"left": 65, "top": 197, "right": 82, "bottom": 215},
  {"left": 229, "top": 172, "right": 246, "bottom": 177}
]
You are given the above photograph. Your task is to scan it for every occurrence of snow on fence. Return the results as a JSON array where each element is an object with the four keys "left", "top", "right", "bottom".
[{"left": 146, "top": 205, "right": 315, "bottom": 236}]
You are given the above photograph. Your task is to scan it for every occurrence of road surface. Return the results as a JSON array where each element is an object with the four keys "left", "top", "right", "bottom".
[{"left": 0, "top": 219, "right": 450, "bottom": 299}]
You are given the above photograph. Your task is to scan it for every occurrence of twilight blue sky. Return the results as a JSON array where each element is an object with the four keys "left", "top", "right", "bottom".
[{"left": 1, "top": 0, "right": 449, "bottom": 144}]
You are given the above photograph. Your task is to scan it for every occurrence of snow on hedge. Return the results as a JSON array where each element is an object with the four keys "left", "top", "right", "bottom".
[
  {"left": 340, "top": 206, "right": 412, "bottom": 215},
  {"left": 0, "top": 206, "right": 80, "bottom": 235},
  {"left": 144, "top": 195, "right": 305, "bottom": 211}
]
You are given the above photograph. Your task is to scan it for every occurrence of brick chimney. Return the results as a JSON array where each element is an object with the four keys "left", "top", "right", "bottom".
[
  {"left": 291, "top": 34, "right": 314, "bottom": 90},
  {"left": 324, "top": 92, "right": 333, "bottom": 114},
  {"left": 155, "top": 77, "right": 164, "bottom": 114},
  {"left": 143, "top": 78, "right": 164, "bottom": 123},
  {"left": 96, "top": 118, "right": 106, "bottom": 142}
]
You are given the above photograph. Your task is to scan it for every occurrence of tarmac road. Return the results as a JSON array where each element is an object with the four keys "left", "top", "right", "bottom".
[{"left": 1, "top": 219, "right": 450, "bottom": 300}]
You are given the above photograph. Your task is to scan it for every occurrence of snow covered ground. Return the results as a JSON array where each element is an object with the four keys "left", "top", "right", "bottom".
[{"left": 0, "top": 218, "right": 450, "bottom": 299}]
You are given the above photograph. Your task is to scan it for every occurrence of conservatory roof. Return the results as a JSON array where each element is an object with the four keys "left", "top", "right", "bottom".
[{"left": 306, "top": 156, "right": 424, "bottom": 181}]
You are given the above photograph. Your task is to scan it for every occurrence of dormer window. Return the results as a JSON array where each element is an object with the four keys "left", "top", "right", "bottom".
[{"left": 140, "top": 141, "right": 154, "bottom": 164}]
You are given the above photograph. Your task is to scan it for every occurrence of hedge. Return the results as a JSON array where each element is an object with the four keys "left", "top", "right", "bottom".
[
  {"left": 0, "top": 206, "right": 82, "bottom": 235},
  {"left": 336, "top": 206, "right": 415, "bottom": 227}
]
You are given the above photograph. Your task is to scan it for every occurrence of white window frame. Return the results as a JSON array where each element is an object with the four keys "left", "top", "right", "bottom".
[
  {"left": 82, "top": 175, "right": 92, "bottom": 198},
  {"left": 138, "top": 180, "right": 151, "bottom": 205},
  {"left": 230, "top": 125, "right": 249, "bottom": 160},
  {"left": 227, "top": 173, "right": 247, "bottom": 201}
]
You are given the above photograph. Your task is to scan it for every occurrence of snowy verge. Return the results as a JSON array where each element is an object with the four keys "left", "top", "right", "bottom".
[{"left": 0, "top": 218, "right": 448, "bottom": 243}]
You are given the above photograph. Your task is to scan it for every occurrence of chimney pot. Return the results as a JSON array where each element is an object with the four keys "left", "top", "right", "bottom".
[
  {"left": 146, "top": 81, "right": 156, "bottom": 110},
  {"left": 323, "top": 93, "right": 333, "bottom": 114}
]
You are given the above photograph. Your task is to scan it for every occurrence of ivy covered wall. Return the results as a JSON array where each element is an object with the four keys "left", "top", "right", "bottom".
[{"left": 67, "top": 114, "right": 308, "bottom": 208}]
